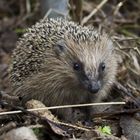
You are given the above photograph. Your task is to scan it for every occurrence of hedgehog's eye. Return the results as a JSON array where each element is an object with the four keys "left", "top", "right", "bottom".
[
  {"left": 99, "top": 62, "right": 105, "bottom": 72},
  {"left": 73, "top": 63, "right": 81, "bottom": 71}
]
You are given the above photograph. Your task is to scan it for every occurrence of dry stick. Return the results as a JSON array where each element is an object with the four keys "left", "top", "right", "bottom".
[
  {"left": 1, "top": 100, "right": 140, "bottom": 125},
  {"left": 113, "top": 1, "right": 124, "bottom": 16},
  {"left": 0, "top": 101, "right": 89, "bottom": 132},
  {"left": 114, "top": 82, "right": 133, "bottom": 97},
  {"left": 93, "top": 107, "right": 140, "bottom": 118},
  {"left": 0, "top": 102, "right": 125, "bottom": 116},
  {"left": 113, "top": 36, "right": 140, "bottom": 41},
  {"left": 81, "top": 0, "right": 108, "bottom": 25},
  {"left": 26, "top": 0, "right": 31, "bottom": 14},
  {"left": 114, "top": 82, "right": 140, "bottom": 107}
]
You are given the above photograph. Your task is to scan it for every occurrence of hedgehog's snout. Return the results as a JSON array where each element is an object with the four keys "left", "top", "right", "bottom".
[
  {"left": 80, "top": 73, "right": 101, "bottom": 94},
  {"left": 87, "top": 80, "right": 101, "bottom": 94},
  {"left": 81, "top": 78, "right": 101, "bottom": 94}
]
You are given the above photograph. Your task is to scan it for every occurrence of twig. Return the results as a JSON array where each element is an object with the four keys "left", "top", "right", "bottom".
[
  {"left": 113, "top": 41, "right": 131, "bottom": 59},
  {"left": 116, "top": 45, "right": 140, "bottom": 57},
  {"left": 114, "top": 82, "right": 133, "bottom": 97},
  {"left": 127, "top": 83, "right": 140, "bottom": 94},
  {"left": 114, "top": 82, "right": 140, "bottom": 107},
  {"left": 0, "top": 102, "right": 125, "bottom": 116},
  {"left": 81, "top": 0, "right": 108, "bottom": 25},
  {"left": 113, "top": 36, "right": 140, "bottom": 41},
  {"left": 26, "top": 0, "right": 31, "bottom": 14},
  {"left": 0, "top": 101, "right": 89, "bottom": 132},
  {"left": 93, "top": 107, "right": 140, "bottom": 118},
  {"left": 70, "top": 0, "right": 83, "bottom": 23},
  {"left": 113, "top": 1, "right": 124, "bottom": 16}
]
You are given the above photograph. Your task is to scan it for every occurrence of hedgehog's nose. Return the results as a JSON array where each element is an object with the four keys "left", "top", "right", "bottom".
[{"left": 88, "top": 81, "right": 101, "bottom": 94}]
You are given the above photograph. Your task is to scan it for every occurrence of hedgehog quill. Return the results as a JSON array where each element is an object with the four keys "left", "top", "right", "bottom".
[{"left": 9, "top": 18, "right": 117, "bottom": 121}]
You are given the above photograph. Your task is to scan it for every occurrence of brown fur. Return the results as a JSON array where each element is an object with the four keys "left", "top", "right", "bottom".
[{"left": 9, "top": 18, "right": 117, "bottom": 121}]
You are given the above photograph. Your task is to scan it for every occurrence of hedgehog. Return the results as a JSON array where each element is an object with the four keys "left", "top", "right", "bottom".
[{"left": 9, "top": 18, "right": 117, "bottom": 121}]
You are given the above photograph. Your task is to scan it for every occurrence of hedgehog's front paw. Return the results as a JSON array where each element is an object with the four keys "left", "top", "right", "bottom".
[
  {"left": 58, "top": 108, "right": 86, "bottom": 124},
  {"left": 72, "top": 108, "right": 86, "bottom": 123}
]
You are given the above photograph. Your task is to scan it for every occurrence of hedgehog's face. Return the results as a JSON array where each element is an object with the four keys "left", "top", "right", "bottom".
[
  {"left": 53, "top": 36, "right": 117, "bottom": 95},
  {"left": 72, "top": 61, "right": 106, "bottom": 94}
]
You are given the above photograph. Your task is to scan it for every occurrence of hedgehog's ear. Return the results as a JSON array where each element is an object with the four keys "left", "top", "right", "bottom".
[{"left": 54, "top": 39, "right": 67, "bottom": 56}]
